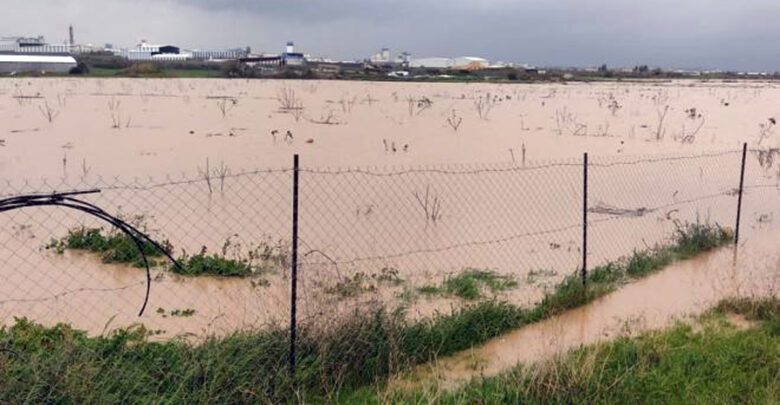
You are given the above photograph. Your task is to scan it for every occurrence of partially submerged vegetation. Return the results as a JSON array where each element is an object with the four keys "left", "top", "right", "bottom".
[
  {"left": 46, "top": 226, "right": 287, "bottom": 278},
  {"left": 45, "top": 226, "right": 172, "bottom": 268},
  {"left": 419, "top": 269, "right": 518, "bottom": 300},
  {"left": 11, "top": 221, "right": 735, "bottom": 403},
  {"left": 342, "top": 297, "right": 780, "bottom": 404}
]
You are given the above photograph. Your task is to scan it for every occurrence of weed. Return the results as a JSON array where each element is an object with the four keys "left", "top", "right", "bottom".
[
  {"left": 175, "top": 249, "right": 255, "bottom": 277},
  {"left": 419, "top": 269, "right": 518, "bottom": 301},
  {"left": 170, "top": 308, "right": 196, "bottom": 317},
  {"left": 45, "top": 226, "right": 172, "bottom": 267}
]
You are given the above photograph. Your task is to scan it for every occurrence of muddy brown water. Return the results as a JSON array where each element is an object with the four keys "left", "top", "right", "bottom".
[
  {"left": 400, "top": 224, "right": 780, "bottom": 388},
  {"left": 1, "top": 79, "right": 780, "bottom": 339}
]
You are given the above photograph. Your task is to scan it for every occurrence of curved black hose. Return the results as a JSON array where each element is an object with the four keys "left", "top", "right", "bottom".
[{"left": 0, "top": 190, "right": 183, "bottom": 316}]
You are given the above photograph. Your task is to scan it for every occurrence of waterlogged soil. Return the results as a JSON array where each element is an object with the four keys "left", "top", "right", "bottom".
[
  {"left": 1, "top": 78, "right": 780, "bottom": 338},
  {"left": 399, "top": 224, "right": 780, "bottom": 389}
]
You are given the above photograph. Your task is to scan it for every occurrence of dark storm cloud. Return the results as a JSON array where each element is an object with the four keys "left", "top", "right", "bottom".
[{"left": 3, "top": 0, "right": 780, "bottom": 70}]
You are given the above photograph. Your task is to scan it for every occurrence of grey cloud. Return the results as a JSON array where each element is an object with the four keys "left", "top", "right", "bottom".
[{"left": 2, "top": 0, "right": 780, "bottom": 70}]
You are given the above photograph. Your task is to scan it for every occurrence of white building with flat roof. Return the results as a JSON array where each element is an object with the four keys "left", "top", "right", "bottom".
[{"left": 0, "top": 54, "right": 77, "bottom": 73}]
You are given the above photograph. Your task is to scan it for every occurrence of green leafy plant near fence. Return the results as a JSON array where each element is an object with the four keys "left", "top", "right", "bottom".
[
  {"left": 46, "top": 226, "right": 284, "bottom": 278},
  {"left": 8, "top": 221, "right": 733, "bottom": 403},
  {"left": 45, "top": 226, "right": 172, "bottom": 268}
]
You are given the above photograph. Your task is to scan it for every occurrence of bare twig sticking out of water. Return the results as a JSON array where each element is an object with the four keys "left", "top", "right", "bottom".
[
  {"left": 310, "top": 110, "right": 341, "bottom": 125},
  {"left": 108, "top": 97, "right": 122, "bottom": 129},
  {"left": 38, "top": 101, "right": 59, "bottom": 123},
  {"left": 509, "top": 148, "right": 515, "bottom": 164},
  {"left": 680, "top": 118, "right": 705, "bottom": 144},
  {"left": 216, "top": 98, "right": 237, "bottom": 118},
  {"left": 758, "top": 118, "right": 776, "bottom": 145},
  {"left": 107, "top": 96, "right": 120, "bottom": 112},
  {"left": 277, "top": 87, "right": 300, "bottom": 111},
  {"left": 522, "top": 142, "right": 527, "bottom": 166},
  {"left": 80, "top": 159, "right": 91, "bottom": 180},
  {"left": 554, "top": 107, "right": 576, "bottom": 135},
  {"left": 655, "top": 105, "right": 669, "bottom": 140},
  {"left": 607, "top": 99, "right": 622, "bottom": 116},
  {"left": 12, "top": 89, "right": 42, "bottom": 107},
  {"left": 446, "top": 109, "right": 463, "bottom": 132},
  {"left": 339, "top": 95, "right": 357, "bottom": 113},
  {"left": 474, "top": 93, "right": 495, "bottom": 120},
  {"left": 413, "top": 185, "right": 443, "bottom": 224},
  {"left": 198, "top": 158, "right": 213, "bottom": 195},
  {"left": 290, "top": 100, "right": 305, "bottom": 122},
  {"left": 407, "top": 96, "right": 433, "bottom": 116},
  {"left": 213, "top": 161, "right": 230, "bottom": 193},
  {"left": 57, "top": 93, "right": 67, "bottom": 108},
  {"left": 363, "top": 93, "right": 377, "bottom": 106}
]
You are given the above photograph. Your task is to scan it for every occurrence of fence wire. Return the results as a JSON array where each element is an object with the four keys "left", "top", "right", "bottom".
[{"left": 1, "top": 148, "right": 779, "bottom": 342}]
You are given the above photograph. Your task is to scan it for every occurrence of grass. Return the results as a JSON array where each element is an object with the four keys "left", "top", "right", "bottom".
[
  {"left": 174, "top": 251, "right": 255, "bottom": 277},
  {"left": 340, "top": 297, "right": 779, "bottom": 404},
  {"left": 325, "top": 268, "right": 406, "bottom": 299},
  {"left": 46, "top": 226, "right": 172, "bottom": 268},
  {"left": 7, "top": 221, "right": 733, "bottom": 403},
  {"left": 47, "top": 227, "right": 273, "bottom": 277},
  {"left": 420, "top": 269, "right": 518, "bottom": 300}
]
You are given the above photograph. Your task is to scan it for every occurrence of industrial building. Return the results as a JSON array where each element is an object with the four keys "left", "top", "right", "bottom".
[
  {"left": 0, "top": 54, "right": 77, "bottom": 73},
  {"left": 111, "top": 40, "right": 249, "bottom": 62},
  {"left": 0, "top": 36, "right": 72, "bottom": 55},
  {"left": 369, "top": 48, "right": 391, "bottom": 64},
  {"left": 191, "top": 48, "right": 248, "bottom": 61},
  {"left": 409, "top": 56, "right": 490, "bottom": 70},
  {"left": 282, "top": 42, "right": 305, "bottom": 66}
]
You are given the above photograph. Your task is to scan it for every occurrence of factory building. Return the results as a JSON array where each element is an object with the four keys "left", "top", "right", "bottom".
[
  {"left": 0, "top": 36, "right": 72, "bottom": 55},
  {"left": 409, "top": 57, "right": 454, "bottom": 69},
  {"left": 409, "top": 56, "right": 490, "bottom": 70},
  {"left": 452, "top": 57, "right": 489, "bottom": 70},
  {"left": 191, "top": 48, "right": 249, "bottom": 61},
  {"left": 282, "top": 42, "right": 305, "bottom": 66},
  {"left": 113, "top": 41, "right": 248, "bottom": 62},
  {"left": 0, "top": 54, "right": 77, "bottom": 73},
  {"left": 369, "top": 48, "right": 391, "bottom": 64}
]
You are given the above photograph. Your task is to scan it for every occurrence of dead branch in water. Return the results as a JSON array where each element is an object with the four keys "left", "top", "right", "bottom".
[
  {"left": 446, "top": 109, "right": 463, "bottom": 132},
  {"left": 38, "top": 101, "right": 59, "bottom": 123},
  {"left": 655, "top": 105, "right": 669, "bottom": 140},
  {"left": 413, "top": 185, "right": 443, "bottom": 224}
]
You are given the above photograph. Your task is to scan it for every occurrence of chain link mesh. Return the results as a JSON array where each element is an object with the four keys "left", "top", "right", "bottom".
[{"left": 2, "top": 148, "right": 779, "bottom": 340}]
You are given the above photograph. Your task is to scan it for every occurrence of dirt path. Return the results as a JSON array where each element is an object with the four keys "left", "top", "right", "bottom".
[{"left": 394, "top": 224, "right": 780, "bottom": 389}]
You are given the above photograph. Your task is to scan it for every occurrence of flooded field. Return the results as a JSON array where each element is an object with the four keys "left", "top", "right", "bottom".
[
  {"left": 403, "top": 223, "right": 780, "bottom": 388},
  {"left": 1, "top": 78, "right": 779, "bottom": 339}
]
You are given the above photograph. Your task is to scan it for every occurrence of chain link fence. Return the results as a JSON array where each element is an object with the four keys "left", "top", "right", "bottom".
[{"left": 1, "top": 146, "right": 779, "bottom": 354}]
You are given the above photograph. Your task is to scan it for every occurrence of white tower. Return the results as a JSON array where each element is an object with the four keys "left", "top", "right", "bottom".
[{"left": 286, "top": 41, "right": 295, "bottom": 54}]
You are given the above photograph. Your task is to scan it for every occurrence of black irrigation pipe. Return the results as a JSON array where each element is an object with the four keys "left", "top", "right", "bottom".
[{"left": 0, "top": 189, "right": 183, "bottom": 316}]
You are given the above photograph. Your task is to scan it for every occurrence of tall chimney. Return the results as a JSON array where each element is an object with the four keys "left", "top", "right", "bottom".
[{"left": 69, "top": 25, "right": 74, "bottom": 46}]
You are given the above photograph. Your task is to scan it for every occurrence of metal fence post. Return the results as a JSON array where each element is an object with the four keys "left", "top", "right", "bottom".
[
  {"left": 582, "top": 152, "right": 588, "bottom": 287},
  {"left": 735, "top": 143, "right": 747, "bottom": 245},
  {"left": 289, "top": 154, "right": 300, "bottom": 381}
]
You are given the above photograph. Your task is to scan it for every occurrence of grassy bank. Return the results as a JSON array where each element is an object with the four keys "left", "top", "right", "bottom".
[
  {"left": 3, "top": 221, "right": 732, "bottom": 403},
  {"left": 342, "top": 297, "right": 779, "bottom": 404}
]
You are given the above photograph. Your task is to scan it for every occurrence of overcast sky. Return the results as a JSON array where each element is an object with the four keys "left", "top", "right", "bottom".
[{"left": 2, "top": 0, "right": 779, "bottom": 71}]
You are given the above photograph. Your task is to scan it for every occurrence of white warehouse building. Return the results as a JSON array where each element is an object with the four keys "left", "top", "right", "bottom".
[
  {"left": 0, "top": 54, "right": 77, "bottom": 73},
  {"left": 410, "top": 56, "right": 490, "bottom": 70}
]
